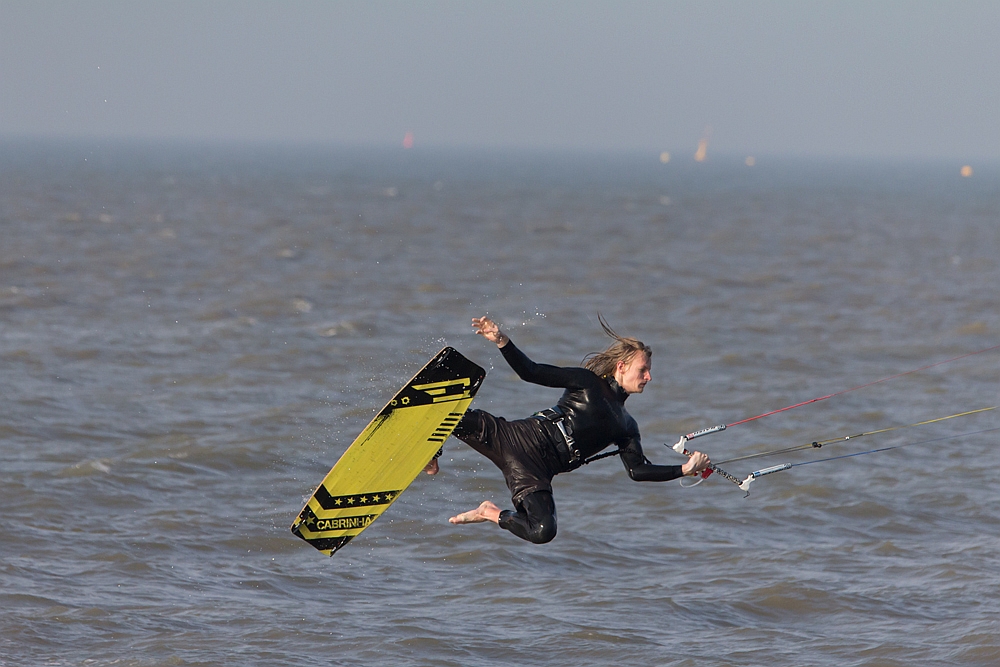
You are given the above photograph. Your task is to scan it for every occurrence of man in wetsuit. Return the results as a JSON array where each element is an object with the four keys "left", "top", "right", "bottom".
[{"left": 443, "top": 316, "right": 710, "bottom": 544}]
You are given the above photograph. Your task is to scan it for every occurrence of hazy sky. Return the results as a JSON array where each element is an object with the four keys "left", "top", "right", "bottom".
[{"left": 2, "top": 1, "right": 998, "bottom": 159}]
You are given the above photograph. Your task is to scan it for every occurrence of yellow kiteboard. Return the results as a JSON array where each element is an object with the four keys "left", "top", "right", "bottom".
[{"left": 291, "top": 347, "right": 486, "bottom": 556}]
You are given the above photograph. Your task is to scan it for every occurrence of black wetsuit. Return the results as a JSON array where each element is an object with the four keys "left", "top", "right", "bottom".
[{"left": 453, "top": 338, "right": 685, "bottom": 544}]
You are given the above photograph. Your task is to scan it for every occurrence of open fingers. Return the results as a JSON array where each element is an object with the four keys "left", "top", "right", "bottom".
[{"left": 472, "top": 316, "right": 497, "bottom": 335}]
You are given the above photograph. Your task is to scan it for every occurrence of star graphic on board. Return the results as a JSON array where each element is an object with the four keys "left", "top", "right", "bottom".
[
  {"left": 372, "top": 494, "right": 381, "bottom": 503},
  {"left": 347, "top": 497, "right": 355, "bottom": 504},
  {"left": 334, "top": 498, "right": 342, "bottom": 506},
  {"left": 359, "top": 496, "right": 368, "bottom": 504}
]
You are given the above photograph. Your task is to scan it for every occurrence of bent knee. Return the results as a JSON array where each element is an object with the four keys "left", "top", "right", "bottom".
[{"left": 527, "top": 520, "right": 557, "bottom": 544}]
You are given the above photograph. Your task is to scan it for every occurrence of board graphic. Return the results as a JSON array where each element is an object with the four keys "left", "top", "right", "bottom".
[{"left": 291, "top": 347, "right": 486, "bottom": 556}]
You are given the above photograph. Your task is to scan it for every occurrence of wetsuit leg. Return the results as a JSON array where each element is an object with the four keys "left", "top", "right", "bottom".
[
  {"left": 452, "top": 409, "right": 504, "bottom": 468},
  {"left": 454, "top": 410, "right": 560, "bottom": 543},
  {"left": 498, "top": 490, "right": 557, "bottom": 544}
]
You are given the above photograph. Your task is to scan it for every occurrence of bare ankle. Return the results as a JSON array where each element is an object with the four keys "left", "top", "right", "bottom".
[{"left": 479, "top": 501, "right": 502, "bottom": 523}]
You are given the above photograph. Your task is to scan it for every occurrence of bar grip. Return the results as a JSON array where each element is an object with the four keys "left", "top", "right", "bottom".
[{"left": 684, "top": 424, "right": 727, "bottom": 440}]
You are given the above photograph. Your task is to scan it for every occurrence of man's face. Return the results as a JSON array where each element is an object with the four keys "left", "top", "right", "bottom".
[{"left": 618, "top": 352, "right": 652, "bottom": 394}]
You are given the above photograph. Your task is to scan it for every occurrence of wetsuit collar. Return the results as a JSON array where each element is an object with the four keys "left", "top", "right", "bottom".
[{"left": 605, "top": 375, "right": 629, "bottom": 403}]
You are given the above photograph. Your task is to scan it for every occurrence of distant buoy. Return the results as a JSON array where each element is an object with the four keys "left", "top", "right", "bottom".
[
  {"left": 694, "top": 139, "right": 708, "bottom": 163},
  {"left": 745, "top": 156, "right": 756, "bottom": 167},
  {"left": 694, "top": 126, "right": 711, "bottom": 162},
  {"left": 960, "top": 165, "right": 973, "bottom": 177},
  {"left": 659, "top": 152, "right": 671, "bottom": 164}
]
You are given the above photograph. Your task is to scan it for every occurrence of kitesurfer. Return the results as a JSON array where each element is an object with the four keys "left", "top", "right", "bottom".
[{"left": 439, "top": 316, "right": 710, "bottom": 544}]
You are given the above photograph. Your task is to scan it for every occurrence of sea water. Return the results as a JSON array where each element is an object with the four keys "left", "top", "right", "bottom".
[{"left": 2, "top": 141, "right": 999, "bottom": 666}]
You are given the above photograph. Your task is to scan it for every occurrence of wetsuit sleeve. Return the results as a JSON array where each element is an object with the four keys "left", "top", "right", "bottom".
[
  {"left": 499, "top": 339, "right": 596, "bottom": 390},
  {"left": 618, "top": 434, "right": 685, "bottom": 482}
]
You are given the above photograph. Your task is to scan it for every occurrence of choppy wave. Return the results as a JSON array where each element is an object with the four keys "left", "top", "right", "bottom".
[{"left": 2, "top": 143, "right": 999, "bottom": 666}]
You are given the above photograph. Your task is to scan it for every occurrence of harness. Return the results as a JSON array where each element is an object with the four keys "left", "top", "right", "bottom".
[
  {"left": 532, "top": 406, "right": 650, "bottom": 468},
  {"left": 532, "top": 407, "right": 582, "bottom": 467}
]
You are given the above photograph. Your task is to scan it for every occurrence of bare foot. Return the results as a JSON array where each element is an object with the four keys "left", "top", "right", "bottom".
[
  {"left": 449, "top": 500, "right": 502, "bottom": 525},
  {"left": 423, "top": 458, "right": 439, "bottom": 475}
]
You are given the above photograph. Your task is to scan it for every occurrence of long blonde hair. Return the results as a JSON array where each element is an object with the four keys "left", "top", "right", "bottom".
[{"left": 582, "top": 315, "right": 652, "bottom": 378}]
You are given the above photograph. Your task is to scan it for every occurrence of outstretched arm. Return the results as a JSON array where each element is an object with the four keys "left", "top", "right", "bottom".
[
  {"left": 620, "top": 436, "right": 710, "bottom": 482},
  {"left": 471, "top": 315, "right": 595, "bottom": 390}
]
